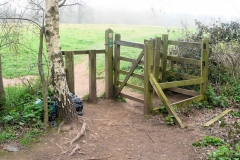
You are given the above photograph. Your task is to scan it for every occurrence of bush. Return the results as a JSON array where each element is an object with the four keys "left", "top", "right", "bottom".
[{"left": 170, "top": 19, "right": 240, "bottom": 106}]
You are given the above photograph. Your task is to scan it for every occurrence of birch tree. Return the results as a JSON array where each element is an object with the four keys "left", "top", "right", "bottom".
[
  {"left": 0, "top": 0, "right": 83, "bottom": 125},
  {"left": 45, "top": 0, "right": 78, "bottom": 123}
]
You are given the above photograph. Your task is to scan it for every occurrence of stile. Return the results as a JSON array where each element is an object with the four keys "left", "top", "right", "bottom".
[
  {"left": 65, "top": 51, "right": 75, "bottom": 93},
  {"left": 159, "top": 35, "right": 168, "bottom": 82},
  {"left": 144, "top": 39, "right": 153, "bottom": 114},
  {"left": 153, "top": 37, "right": 161, "bottom": 82},
  {"left": 200, "top": 38, "right": 209, "bottom": 100},
  {"left": 114, "top": 34, "right": 121, "bottom": 96},
  {"left": 149, "top": 73, "right": 185, "bottom": 128},
  {"left": 89, "top": 50, "right": 97, "bottom": 102},
  {"left": 105, "top": 29, "right": 114, "bottom": 99}
]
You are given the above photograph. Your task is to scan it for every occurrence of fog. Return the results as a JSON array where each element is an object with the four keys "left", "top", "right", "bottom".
[{"left": 60, "top": 4, "right": 239, "bottom": 27}]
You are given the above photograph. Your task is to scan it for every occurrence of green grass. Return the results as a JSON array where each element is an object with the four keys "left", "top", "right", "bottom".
[{"left": 0, "top": 24, "right": 186, "bottom": 78}]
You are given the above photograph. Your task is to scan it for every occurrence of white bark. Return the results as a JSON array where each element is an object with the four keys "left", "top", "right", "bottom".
[{"left": 45, "top": 0, "right": 77, "bottom": 123}]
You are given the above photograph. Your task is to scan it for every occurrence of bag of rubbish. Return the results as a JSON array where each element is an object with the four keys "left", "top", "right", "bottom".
[{"left": 69, "top": 92, "right": 84, "bottom": 116}]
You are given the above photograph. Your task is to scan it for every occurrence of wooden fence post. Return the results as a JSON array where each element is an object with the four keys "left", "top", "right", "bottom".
[
  {"left": 200, "top": 38, "right": 209, "bottom": 100},
  {"left": 153, "top": 37, "right": 161, "bottom": 82},
  {"left": 159, "top": 34, "right": 168, "bottom": 83},
  {"left": 89, "top": 50, "right": 97, "bottom": 102},
  {"left": 144, "top": 39, "right": 153, "bottom": 114},
  {"left": 105, "top": 29, "right": 114, "bottom": 99},
  {"left": 114, "top": 34, "right": 121, "bottom": 96},
  {"left": 65, "top": 51, "right": 75, "bottom": 93}
]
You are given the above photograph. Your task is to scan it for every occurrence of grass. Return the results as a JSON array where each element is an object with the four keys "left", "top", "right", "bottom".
[{"left": 0, "top": 24, "right": 186, "bottom": 78}]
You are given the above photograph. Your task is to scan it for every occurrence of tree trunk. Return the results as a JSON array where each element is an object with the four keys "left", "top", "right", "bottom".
[
  {"left": 38, "top": 27, "right": 49, "bottom": 128},
  {"left": 0, "top": 55, "right": 6, "bottom": 115},
  {"left": 45, "top": 0, "right": 77, "bottom": 124}
]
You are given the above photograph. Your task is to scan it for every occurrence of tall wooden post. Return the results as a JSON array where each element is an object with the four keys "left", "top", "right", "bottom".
[
  {"left": 153, "top": 37, "right": 161, "bottom": 82},
  {"left": 114, "top": 34, "right": 121, "bottom": 96},
  {"left": 200, "top": 38, "right": 209, "bottom": 100},
  {"left": 89, "top": 50, "right": 97, "bottom": 102},
  {"left": 65, "top": 52, "right": 75, "bottom": 93},
  {"left": 105, "top": 29, "right": 114, "bottom": 99},
  {"left": 144, "top": 39, "right": 154, "bottom": 114},
  {"left": 159, "top": 34, "right": 168, "bottom": 83}
]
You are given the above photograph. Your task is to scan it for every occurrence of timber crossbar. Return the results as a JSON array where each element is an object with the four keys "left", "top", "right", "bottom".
[
  {"left": 113, "top": 34, "right": 145, "bottom": 103},
  {"left": 62, "top": 49, "right": 105, "bottom": 103},
  {"left": 144, "top": 35, "right": 209, "bottom": 128}
]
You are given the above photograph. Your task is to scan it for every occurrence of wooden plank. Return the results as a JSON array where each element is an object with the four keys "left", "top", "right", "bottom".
[
  {"left": 159, "top": 35, "right": 168, "bottom": 82},
  {"left": 114, "top": 34, "right": 121, "bottom": 96},
  {"left": 153, "top": 37, "right": 161, "bottom": 81},
  {"left": 118, "top": 81, "right": 144, "bottom": 92},
  {"left": 167, "top": 87, "right": 200, "bottom": 97},
  {"left": 166, "top": 71, "right": 200, "bottom": 80},
  {"left": 65, "top": 52, "right": 75, "bottom": 93},
  {"left": 144, "top": 39, "right": 153, "bottom": 114},
  {"left": 115, "top": 50, "right": 144, "bottom": 97},
  {"left": 200, "top": 38, "right": 209, "bottom": 100},
  {"left": 119, "top": 93, "right": 144, "bottom": 103},
  {"left": 105, "top": 29, "right": 114, "bottom": 99},
  {"left": 119, "top": 56, "right": 144, "bottom": 65},
  {"left": 62, "top": 50, "right": 105, "bottom": 55},
  {"left": 159, "top": 78, "right": 204, "bottom": 89},
  {"left": 172, "top": 95, "right": 204, "bottom": 108},
  {"left": 203, "top": 109, "right": 232, "bottom": 127},
  {"left": 89, "top": 50, "right": 97, "bottom": 102},
  {"left": 115, "top": 40, "right": 144, "bottom": 49},
  {"left": 119, "top": 70, "right": 144, "bottom": 80},
  {"left": 149, "top": 73, "right": 185, "bottom": 128},
  {"left": 168, "top": 40, "right": 201, "bottom": 48},
  {"left": 167, "top": 55, "right": 201, "bottom": 66}
]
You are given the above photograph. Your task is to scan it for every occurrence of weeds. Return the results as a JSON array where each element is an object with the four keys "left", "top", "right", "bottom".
[
  {"left": 192, "top": 136, "right": 225, "bottom": 148},
  {"left": 82, "top": 94, "right": 90, "bottom": 102}
]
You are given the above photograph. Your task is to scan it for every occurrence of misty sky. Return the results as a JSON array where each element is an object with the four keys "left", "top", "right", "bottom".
[{"left": 85, "top": 0, "right": 240, "bottom": 17}]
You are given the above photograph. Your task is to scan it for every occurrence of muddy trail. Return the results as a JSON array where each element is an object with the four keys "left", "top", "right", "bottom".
[{"left": 1, "top": 56, "right": 226, "bottom": 160}]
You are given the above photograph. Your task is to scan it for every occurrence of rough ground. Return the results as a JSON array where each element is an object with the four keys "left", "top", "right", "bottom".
[{"left": 1, "top": 56, "right": 238, "bottom": 160}]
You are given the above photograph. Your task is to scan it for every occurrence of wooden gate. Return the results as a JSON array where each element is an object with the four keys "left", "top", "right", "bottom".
[
  {"left": 145, "top": 35, "right": 209, "bottom": 127},
  {"left": 113, "top": 34, "right": 145, "bottom": 104}
]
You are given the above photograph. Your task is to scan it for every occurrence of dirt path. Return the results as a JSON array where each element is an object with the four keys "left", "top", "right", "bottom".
[{"left": 1, "top": 57, "right": 210, "bottom": 160}]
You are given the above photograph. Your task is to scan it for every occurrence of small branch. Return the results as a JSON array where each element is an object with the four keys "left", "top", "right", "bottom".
[
  {"left": 142, "top": 130, "right": 155, "bottom": 143},
  {"left": 59, "top": 0, "right": 67, "bottom": 8},
  {"left": 55, "top": 142, "right": 64, "bottom": 152},
  {"left": 60, "top": 3, "right": 83, "bottom": 7},
  {"left": 0, "top": 17, "right": 41, "bottom": 28}
]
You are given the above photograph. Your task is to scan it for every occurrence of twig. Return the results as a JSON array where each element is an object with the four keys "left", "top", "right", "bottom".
[
  {"left": 142, "top": 130, "right": 155, "bottom": 143},
  {"left": 55, "top": 142, "right": 64, "bottom": 152}
]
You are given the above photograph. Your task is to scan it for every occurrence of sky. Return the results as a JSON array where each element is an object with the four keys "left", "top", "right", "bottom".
[{"left": 85, "top": 0, "right": 240, "bottom": 18}]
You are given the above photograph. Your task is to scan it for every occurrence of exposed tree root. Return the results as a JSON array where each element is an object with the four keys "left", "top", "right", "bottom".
[
  {"left": 54, "top": 121, "right": 64, "bottom": 135},
  {"left": 65, "top": 122, "right": 87, "bottom": 146},
  {"left": 62, "top": 146, "right": 74, "bottom": 154},
  {"left": 68, "top": 144, "right": 80, "bottom": 156}
]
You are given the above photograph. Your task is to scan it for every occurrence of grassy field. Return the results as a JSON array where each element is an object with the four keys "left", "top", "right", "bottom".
[{"left": 0, "top": 24, "right": 187, "bottom": 78}]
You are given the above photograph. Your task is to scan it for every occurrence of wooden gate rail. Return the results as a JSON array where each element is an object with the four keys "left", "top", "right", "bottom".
[
  {"left": 113, "top": 34, "right": 145, "bottom": 104},
  {"left": 144, "top": 35, "right": 209, "bottom": 128},
  {"left": 62, "top": 49, "right": 105, "bottom": 102}
]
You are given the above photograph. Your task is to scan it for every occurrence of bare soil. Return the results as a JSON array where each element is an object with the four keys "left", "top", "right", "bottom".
[{"left": 1, "top": 56, "right": 238, "bottom": 160}]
